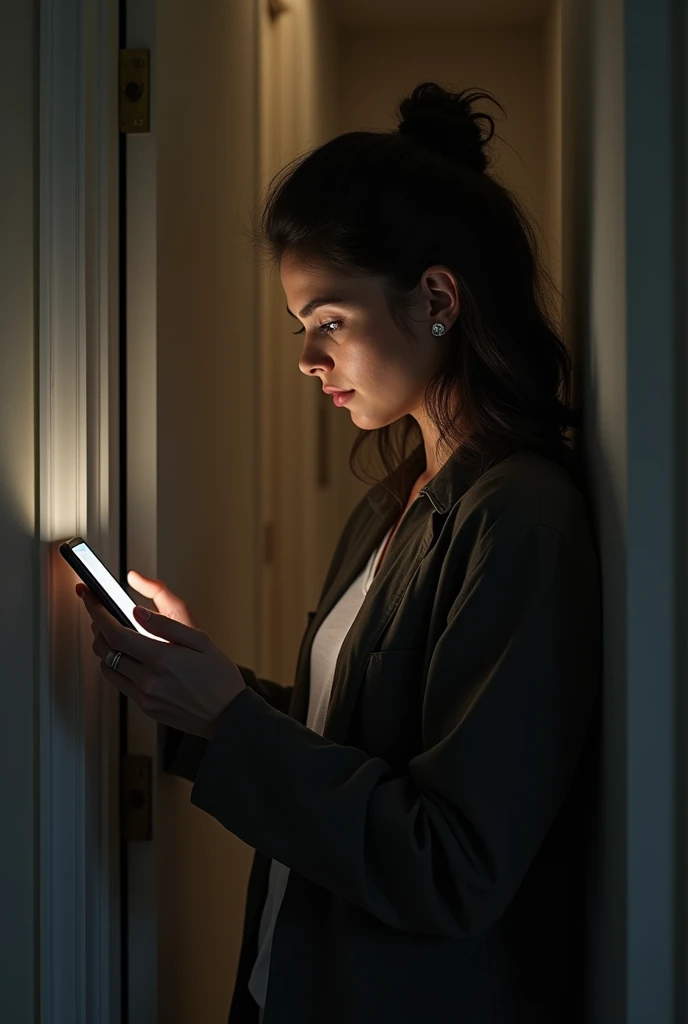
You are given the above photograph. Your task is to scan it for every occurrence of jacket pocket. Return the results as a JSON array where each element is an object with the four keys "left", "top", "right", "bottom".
[{"left": 354, "top": 648, "right": 426, "bottom": 770}]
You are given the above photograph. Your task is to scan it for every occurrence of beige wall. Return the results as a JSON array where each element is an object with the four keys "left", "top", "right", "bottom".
[{"left": 337, "top": 25, "right": 553, "bottom": 266}]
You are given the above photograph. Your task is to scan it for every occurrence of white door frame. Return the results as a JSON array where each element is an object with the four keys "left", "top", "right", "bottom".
[{"left": 35, "top": 0, "right": 121, "bottom": 1020}]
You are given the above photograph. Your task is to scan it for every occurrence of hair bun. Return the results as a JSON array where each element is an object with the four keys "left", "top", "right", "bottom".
[{"left": 396, "top": 83, "right": 501, "bottom": 173}]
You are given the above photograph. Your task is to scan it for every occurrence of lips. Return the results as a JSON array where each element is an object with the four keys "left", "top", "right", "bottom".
[{"left": 323, "top": 386, "right": 354, "bottom": 395}]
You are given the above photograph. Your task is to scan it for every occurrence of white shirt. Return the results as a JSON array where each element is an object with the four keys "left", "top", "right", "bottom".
[{"left": 248, "top": 524, "right": 394, "bottom": 1020}]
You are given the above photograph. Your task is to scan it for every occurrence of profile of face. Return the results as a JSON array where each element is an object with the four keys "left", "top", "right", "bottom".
[{"left": 280, "top": 251, "right": 460, "bottom": 433}]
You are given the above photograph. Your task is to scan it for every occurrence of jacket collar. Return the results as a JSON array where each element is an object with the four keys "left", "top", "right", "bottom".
[{"left": 366, "top": 440, "right": 490, "bottom": 517}]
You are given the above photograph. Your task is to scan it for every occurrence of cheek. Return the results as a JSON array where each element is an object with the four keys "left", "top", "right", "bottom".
[
  {"left": 345, "top": 346, "right": 425, "bottom": 427},
  {"left": 353, "top": 338, "right": 421, "bottom": 394}
]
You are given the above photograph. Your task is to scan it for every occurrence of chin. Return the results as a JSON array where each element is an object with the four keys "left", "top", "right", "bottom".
[{"left": 350, "top": 406, "right": 407, "bottom": 431}]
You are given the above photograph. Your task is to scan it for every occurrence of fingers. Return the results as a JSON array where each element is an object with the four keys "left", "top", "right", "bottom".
[
  {"left": 132, "top": 606, "right": 209, "bottom": 652},
  {"left": 127, "top": 569, "right": 195, "bottom": 625},
  {"left": 127, "top": 570, "right": 165, "bottom": 600},
  {"left": 79, "top": 587, "right": 173, "bottom": 663},
  {"left": 92, "top": 630, "right": 150, "bottom": 690},
  {"left": 100, "top": 660, "right": 148, "bottom": 706}
]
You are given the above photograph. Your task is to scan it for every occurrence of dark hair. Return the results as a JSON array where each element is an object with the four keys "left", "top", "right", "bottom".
[{"left": 252, "top": 82, "right": 580, "bottom": 504}]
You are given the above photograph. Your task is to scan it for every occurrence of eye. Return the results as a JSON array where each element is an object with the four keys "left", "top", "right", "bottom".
[{"left": 292, "top": 319, "right": 342, "bottom": 337}]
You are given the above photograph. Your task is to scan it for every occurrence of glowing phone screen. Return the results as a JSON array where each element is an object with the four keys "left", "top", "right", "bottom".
[{"left": 72, "top": 542, "right": 168, "bottom": 643}]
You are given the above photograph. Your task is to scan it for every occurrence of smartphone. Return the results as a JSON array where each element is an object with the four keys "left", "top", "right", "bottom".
[{"left": 60, "top": 536, "right": 168, "bottom": 643}]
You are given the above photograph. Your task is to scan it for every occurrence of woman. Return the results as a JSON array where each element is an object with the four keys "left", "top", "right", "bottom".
[{"left": 79, "top": 83, "right": 602, "bottom": 1023}]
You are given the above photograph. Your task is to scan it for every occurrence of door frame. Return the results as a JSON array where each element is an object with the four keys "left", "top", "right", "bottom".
[{"left": 36, "top": 0, "right": 122, "bottom": 1020}]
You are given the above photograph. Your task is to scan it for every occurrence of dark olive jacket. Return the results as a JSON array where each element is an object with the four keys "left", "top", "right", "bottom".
[{"left": 167, "top": 442, "right": 602, "bottom": 1024}]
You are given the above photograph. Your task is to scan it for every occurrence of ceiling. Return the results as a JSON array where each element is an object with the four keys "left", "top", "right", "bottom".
[{"left": 327, "top": 0, "right": 551, "bottom": 29}]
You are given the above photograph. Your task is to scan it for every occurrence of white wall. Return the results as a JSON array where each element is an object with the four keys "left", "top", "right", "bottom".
[{"left": 0, "top": 2, "right": 38, "bottom": 1019}]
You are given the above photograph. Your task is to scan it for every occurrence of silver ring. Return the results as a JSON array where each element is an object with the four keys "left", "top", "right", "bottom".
[{"left": 105, "top": 649, "right": 123, "bottom": 671}]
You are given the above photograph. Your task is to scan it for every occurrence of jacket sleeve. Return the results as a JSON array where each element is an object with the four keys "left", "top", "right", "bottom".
[
  {"left": 164, "top": 664, "right": 293, "bottom": 781},
  {"left": 188, "top": 523, "right": 601, "bottom": 937},
  {"left": 233, "top": 664, "right": 293, "bottom": 715}
]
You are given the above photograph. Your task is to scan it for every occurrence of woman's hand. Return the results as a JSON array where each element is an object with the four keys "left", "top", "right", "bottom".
[{"left": 76, "top": 582, "right": 246, "bottom": 739}]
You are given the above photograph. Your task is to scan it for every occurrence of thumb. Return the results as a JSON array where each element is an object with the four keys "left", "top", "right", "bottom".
[{"left": 133, "top": 605, "right": 207, "bottom": 652}]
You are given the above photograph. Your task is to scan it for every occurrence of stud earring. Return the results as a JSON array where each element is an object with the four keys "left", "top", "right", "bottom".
[{"left": 431, "top": 323, "right": 446, "bottom": 337}]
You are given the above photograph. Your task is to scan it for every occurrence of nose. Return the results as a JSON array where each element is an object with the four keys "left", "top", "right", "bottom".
[{"left": 298, "top": 341, "right": 334, "bottom": 378}]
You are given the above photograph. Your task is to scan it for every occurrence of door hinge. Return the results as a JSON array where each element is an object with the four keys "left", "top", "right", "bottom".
[
  {"left": 119, "top": 49, "right": 150, "bottom": 134},
  {"left": 122, "top": 754, "right": 153, "bottom": 840}
]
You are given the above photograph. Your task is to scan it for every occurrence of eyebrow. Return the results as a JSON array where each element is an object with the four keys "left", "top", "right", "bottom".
[{"left": 286, "top": 297, "right": 349, "bottom": 319}]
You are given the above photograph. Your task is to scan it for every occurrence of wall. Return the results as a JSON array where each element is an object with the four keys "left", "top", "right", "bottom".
[
  {"left": 561, "top": 0, "right": 626, "bottom": 1019},
  {"left": 336, "top": 25, "right": 550, "bottom": 234},
  {"left": 0, "top": 1, "right": 38, "bottom": 1020}
]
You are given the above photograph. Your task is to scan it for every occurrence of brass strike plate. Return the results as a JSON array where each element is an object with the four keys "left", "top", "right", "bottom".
[
  {"left": 119, "top": 49, "right": 150, "bottom": 134},
  {"left": 122, "top": 755, "right": 153, "bottom": 840}
]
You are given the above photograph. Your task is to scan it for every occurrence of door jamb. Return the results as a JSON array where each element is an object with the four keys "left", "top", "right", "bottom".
[{"left": 37, "top": 0, "right": 121, "bottom": 1019}]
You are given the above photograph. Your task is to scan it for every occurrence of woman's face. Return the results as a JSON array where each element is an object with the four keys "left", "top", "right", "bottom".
[{"left": 280, "top": 252, "right": 458, "bottom": 432}]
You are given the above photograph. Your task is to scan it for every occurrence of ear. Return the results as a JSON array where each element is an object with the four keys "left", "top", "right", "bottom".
[{"left": 421, "top": 266, "right": 460, "bottom": 324}]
